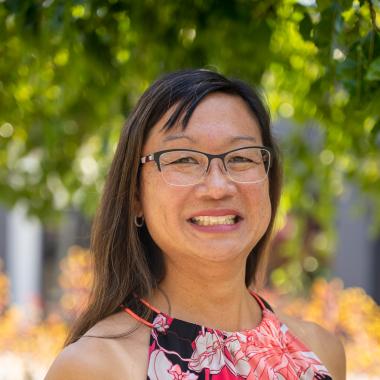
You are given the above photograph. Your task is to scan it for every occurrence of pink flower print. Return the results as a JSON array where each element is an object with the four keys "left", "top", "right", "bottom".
[
  {"left": 224, "top": 334, "right": 251, "bottom": 377},
  {"left": 148, "top": 350, "right": 198, "bottom": 380},
  {"left": 299, "top": 367, "right": 316, "bottom": 380},
  {"left": 188, "top": 331, "right": 227, "bottom": 374},
  {"left": 153, "top": 314, "right": 170, "bottom": 333},
  {"left": 168, "top": 364, "right": 199, "bottom": 380},
  {"left": 222, "top": 317, "right": 327, "bottom": 380},
  {"left": 148, "top": 350, "right": 173, "bottom": 380},
  {"left": 244, "top": 336, "right": 323, "bottom": 379}
]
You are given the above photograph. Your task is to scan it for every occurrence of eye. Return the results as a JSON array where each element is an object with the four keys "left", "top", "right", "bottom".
[
  {"left": 229, "top": 155, "right": 262, "bottom": 165},
  {"left": 170, "top": 156, "right": 199, "bottom": 165},
  {"left": 160, "top": 153, "right": 201, "bottom": 167},
  {"left": 228, "top": 155, "right": 254, "bottom": 163}
]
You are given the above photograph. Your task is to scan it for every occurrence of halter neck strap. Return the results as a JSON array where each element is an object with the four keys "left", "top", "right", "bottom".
[{"left": 122, "top": 289, "right": 272, "bottom": 328}]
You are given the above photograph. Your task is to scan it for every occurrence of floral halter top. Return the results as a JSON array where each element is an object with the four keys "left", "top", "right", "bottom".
[{"left": 123, "top": 292, "right": 332, "bottom": 380}]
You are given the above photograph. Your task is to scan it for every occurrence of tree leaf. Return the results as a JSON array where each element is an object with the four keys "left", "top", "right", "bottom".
[
  {"left": 366, "top": 57, "right": 380, "bottom": 81},
  {"left": 299, "top": 12, "right": 313, "bottom": 40}
]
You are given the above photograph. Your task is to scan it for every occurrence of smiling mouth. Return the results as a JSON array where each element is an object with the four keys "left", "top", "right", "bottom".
[{"left": 189, "top": 215, "right": 241, "bottom": 226}]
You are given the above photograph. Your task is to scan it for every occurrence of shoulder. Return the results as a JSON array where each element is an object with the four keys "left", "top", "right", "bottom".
[
  {"left": 44, "top": 338, "right": 109, "bottom": 380},
  {"left": 44, "top": 311, "right": 151, "bottom": 380},
  {"left": 274, "top": 309, "right": 346, "bottom": 380}
]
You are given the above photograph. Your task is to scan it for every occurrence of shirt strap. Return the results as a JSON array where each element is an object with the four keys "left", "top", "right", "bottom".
[{"left": 249, "top": 290, "right": 274, "bottom": 312}]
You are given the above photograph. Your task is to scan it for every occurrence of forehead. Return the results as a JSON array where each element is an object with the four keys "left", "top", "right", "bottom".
[{"left": 143, "top": 93, "right": 262, "bottom": 152}]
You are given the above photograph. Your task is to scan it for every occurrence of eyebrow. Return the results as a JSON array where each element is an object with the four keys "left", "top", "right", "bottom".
[
  {"left": 162, "top": 134, "right": 257, "bottom": 143},
  {"left": 162, "top": 134, "right": 196, "bottom": 143},
  {"left": 229, "top": 135, "right": 257, "bottom": 143}
]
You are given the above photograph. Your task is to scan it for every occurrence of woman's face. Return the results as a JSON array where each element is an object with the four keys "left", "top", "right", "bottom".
[{"left": 138, "top": 93, "right": 271, "bottom": 267}]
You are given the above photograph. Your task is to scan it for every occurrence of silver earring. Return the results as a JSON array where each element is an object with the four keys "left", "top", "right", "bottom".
[{"left": 134, "top": 215, "right": 144, "bottom": 227}]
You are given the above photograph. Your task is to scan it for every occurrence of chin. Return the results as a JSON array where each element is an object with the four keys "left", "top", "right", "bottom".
[{"left": 192, "top": 245, "right": 251, "bottom": 263}]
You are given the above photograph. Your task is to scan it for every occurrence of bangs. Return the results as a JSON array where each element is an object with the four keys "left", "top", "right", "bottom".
[{"left": 161, "top": 81, "right": 239, "bottom": 132}]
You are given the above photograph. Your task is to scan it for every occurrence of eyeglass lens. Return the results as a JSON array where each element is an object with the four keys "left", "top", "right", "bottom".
[{"left": 159, "top": 148, "right": 270, "bottom": 186}]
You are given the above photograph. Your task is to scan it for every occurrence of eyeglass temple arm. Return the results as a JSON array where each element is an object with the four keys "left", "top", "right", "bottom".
[{"left": 141, "top": 154, "right": 155, "bottom": 164}]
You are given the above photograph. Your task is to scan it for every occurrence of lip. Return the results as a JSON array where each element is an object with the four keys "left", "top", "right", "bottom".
[{"left": 188, "top": 209, "right": 243, "bottom": 219}]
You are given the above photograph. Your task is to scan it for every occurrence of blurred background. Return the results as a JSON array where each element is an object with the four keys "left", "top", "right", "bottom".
[{"left": 0, "top": 0, "right": 379, "bottom": 379}]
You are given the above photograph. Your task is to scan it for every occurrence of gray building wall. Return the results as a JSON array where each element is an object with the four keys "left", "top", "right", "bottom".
[
  {"left": 0, "top": 207, "right": 6, "bottom": 264},
  {"left": 334, "top": 184, "right": 379, "bottom": 303}
]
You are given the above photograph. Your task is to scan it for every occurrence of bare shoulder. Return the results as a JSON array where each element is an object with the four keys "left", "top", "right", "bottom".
[
  {"left": 44, "top": 311, "right": 150, "bottom": 380},
  {"left": 44, "top": 338, "right": 109, "bottom": 380},
  {"left": 274, "top": 308, "right": 346, "bottom": 380}
]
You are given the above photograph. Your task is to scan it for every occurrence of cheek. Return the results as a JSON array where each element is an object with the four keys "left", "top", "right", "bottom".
[
  {"left": 249, "top": 183, "right": 272, "bottom": 231},
  {"left": 140, "top": 173, "right": 182, "bottom": 238},
  {"left": 140, "top": 174, "right": 163, "bottom": 221},
  {"left": 262, "top": 191, "right": 272, "bottom": 233},
  {"left": 140, "top": 186, "right": 185, "bottom": 256},
  {"left": 261, "top": 195, "right": 272, "bottom": 230},
  {"left": 140, "top": 185, "right": 167, "bottom": 248}
]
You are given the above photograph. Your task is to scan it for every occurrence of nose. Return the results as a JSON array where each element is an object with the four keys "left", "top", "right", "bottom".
[{"left": 195, "top": 158, "right": 236, "bottom": 199}]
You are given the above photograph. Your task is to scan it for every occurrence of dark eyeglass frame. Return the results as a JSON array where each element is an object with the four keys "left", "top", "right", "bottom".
[{"left": 140, "top": 146, "right": 272, "bottom": 185}]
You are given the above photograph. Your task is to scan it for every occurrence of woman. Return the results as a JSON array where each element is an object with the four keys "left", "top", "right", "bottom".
[{"left": 45, "top": 69, "right": 345, "bottom": 380}]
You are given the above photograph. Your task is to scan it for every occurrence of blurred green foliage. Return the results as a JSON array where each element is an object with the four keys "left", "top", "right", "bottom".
[{"left": 0, "top": 0, "right": 379, "bottom": 289}]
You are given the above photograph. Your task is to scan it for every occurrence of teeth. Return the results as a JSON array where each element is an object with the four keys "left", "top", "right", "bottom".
[{"left": 190, "top": 215, "right": 238, "bottom": 226}]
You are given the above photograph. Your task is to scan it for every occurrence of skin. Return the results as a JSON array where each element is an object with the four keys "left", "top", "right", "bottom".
[
  {"left": 139, "top": 93, "right": 271, "bottom": 332},
  {"left": 45, "top": 93, "right": 346, "bottom": 380}
]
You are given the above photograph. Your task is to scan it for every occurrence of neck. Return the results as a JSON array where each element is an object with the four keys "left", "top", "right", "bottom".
[{"left": 150, "top": 257, "right": 263, "bottom": 332}]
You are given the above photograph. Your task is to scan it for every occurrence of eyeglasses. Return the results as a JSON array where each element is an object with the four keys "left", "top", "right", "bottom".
[{"left": 140, "top": 146, "right": 271, "bottom": 186}]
